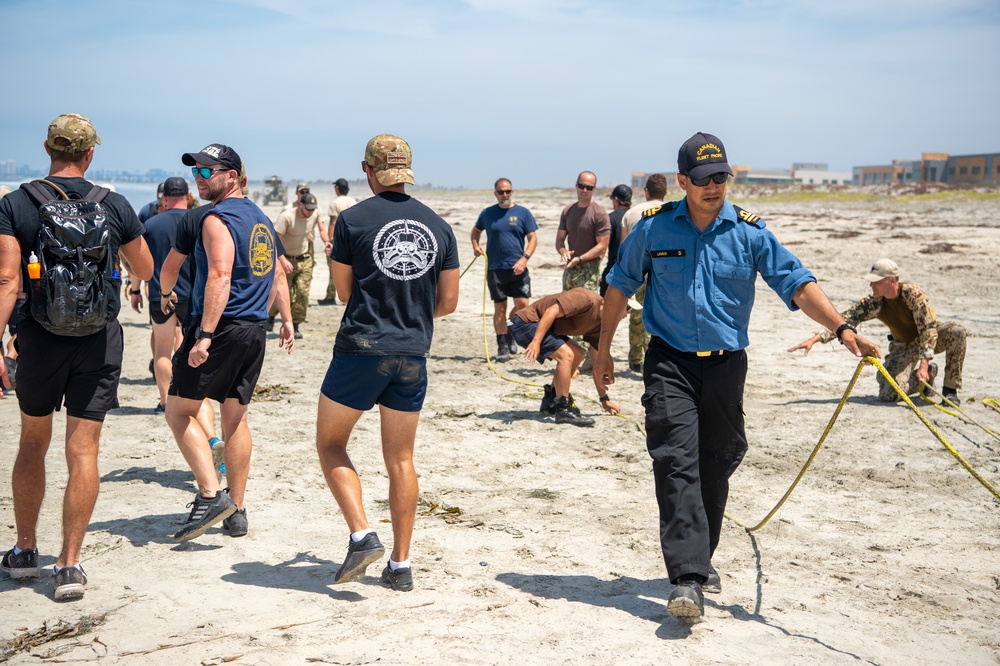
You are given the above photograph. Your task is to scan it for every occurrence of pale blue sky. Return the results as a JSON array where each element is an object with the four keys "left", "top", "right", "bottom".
[{"left": 1, "top": 0, "right": 997, "bottom": 188}]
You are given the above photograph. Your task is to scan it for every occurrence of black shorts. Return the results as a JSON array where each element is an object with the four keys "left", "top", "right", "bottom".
[
  {"left": 149, "top": 300, "right": 191, "bottom": 327},
  {"left": 169, "top": 317, "right": 267, "bottom": 405},
  {"left": 487, "top": 268, "right": 531, "bottom": 303},
  {"left": 7, "top": 298, "right": 26, "bottom": 336},
  {"left": 508, "top": 315, "right": 568, "bottom": 363},
  {"left": 14, "top": 317, "right": 123, "bottom": 422}
]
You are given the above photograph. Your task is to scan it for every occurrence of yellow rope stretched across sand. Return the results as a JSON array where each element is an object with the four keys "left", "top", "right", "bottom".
[
  {"left": 918, "top": 385, "right": 1000, "bottom": 442},
  {"left": 726, "top": 357, "right": 1000, "bottom": 532}
]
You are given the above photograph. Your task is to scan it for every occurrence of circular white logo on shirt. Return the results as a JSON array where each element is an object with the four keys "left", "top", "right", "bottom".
[{"left": 373, "top": 218, "right": 439, "bottom": 281}]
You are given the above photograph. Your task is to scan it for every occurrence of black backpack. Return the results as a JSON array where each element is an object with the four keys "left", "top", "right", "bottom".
[{"left": 20, "top": 179, "right": 114, "bottom": 336}]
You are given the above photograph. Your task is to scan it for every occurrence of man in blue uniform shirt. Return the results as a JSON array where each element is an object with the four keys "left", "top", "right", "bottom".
[{"left": 594, "top": 132, "right": 882, "bottom": 619}]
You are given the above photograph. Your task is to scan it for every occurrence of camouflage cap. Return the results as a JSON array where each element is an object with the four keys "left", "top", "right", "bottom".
[
  {"left": 364, "top": 134, "right": 414, "bottom": 187},
  {"left": 46, "top": 113, "right": 101, "bottom": 153}
]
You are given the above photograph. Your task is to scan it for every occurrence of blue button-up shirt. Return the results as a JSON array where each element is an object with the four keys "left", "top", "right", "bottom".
[{"left": 606, "top": 198, "right": 815, "bottom": 352}]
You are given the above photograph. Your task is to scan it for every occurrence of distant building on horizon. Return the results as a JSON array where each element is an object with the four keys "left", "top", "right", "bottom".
[{"left": 853, "top": 151, "right": 1000, "bottom": 186}]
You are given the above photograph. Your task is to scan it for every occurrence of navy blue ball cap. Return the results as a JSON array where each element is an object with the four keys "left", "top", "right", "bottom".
[
  {"left": 677, "top": 132, "right": 733, "bottom": 181},
  {"left": 181, "top": 143, "right": 242, "bottom": 172}
]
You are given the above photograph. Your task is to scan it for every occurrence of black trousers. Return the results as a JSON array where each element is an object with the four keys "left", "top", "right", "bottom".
[{"left": 642, "top": 337, "right": 748, "bottom": 584}]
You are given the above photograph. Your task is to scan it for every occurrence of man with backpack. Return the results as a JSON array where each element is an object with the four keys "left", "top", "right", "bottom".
[{"left": 0, "top": 113, "right": 153, "bottom": 600}]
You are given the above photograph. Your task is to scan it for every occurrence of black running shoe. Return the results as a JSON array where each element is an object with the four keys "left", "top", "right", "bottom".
[
  {"left": 380, "top": 564, "right": 414, "bottom": 592},
  {"left": 53, "top": 565, "right": 87, "bottom": 600},
  {"left": 223, "top": 508, "right": 248, "bottom": 537},
  {"left": 667, "top": 579, "right": 704, "bottom": 617},
  {"left": 506, "top": 333, "right": 518, "bottom": 355},
  {"left": 2, "top": 547, "right": 39, "bottom": 579},
  {"left": 334, "top": 532, "right": 385, "bottom": 584},
  {"left": 173, "top": 490, "right": 237, "bottom": 542}
]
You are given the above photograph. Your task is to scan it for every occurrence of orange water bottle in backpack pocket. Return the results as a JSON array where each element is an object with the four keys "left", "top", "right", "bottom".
[{"left": 27, "top": 251, "right": 42, "bottom": 280}]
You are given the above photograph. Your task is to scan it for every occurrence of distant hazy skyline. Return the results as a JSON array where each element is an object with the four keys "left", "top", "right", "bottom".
[{"left": 2, "top": 0, "right": 998, "bottom": 188}]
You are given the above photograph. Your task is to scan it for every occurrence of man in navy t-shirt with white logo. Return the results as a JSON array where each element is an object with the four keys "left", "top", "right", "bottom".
[
  {"left": 319, "top": 134, "right": 459, "bottom": 592},
  {"left": 470, "top": 178, "right": 538, "bottom": 362}
]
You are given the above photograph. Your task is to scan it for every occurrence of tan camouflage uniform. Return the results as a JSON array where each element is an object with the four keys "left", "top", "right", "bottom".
[
  {"left": 269, "top": 254, "right": 313, "bottom": 325},
  {"left": 819, "top": 282, "right": 966, "bottom": 401},
  {"left": 628, "top": 284, "right": 649, "bottom": 367},
  {"left": 562, "top": 261, "right": 601, "bottom": 293}
]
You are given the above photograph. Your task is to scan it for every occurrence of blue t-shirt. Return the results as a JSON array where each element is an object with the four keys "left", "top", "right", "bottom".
[
  {"left": 192, "top": 197, "right": 276, "bottom": 321},
  {"left": 143, "top": 208, "right": 194, "bottom": 301},
  {"left": 332, "top": 191, "right": 460, "bottom": 357},
  {"left": 474, "top": 203, "right": 537, "bottom": 270},
  {"left": 607, "top": 198, "right": 815, "bottom": 352}
]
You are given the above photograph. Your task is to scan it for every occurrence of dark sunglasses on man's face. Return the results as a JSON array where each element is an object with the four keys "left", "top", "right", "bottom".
[
  {"left": 689, "top": 173, "right": 729, "bottom": 187},
  {"left": 192, "top": 166, "right": 229, "bottom": 179},
  {"left": 495, "top": 189, "right": 512, "bottom": 195},
  {"left": 576, "top": 183, "right": 595, "bottom": 191}
]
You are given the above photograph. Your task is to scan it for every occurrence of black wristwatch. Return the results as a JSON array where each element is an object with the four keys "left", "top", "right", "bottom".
[
  {"left": 523, "top": 253, "right": 531, "bottom": 260},
  {"left": 835, "top": 323, "right": 857, "bottom": 344},
  {"left": 599, "top": 394, "right": 611, "bottom": 403},
  {"left": 129, "top": 288, "right": 141, "bottom": 295},
  {"left": 195, "top": 326, "right": 215, "bottom": 340}
]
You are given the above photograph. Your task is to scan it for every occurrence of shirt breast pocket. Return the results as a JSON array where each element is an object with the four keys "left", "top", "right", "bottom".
[
  {"left": 650, "top": 254, "right": 686, "bottom": 303},
  {"left": 713, "top": 261, "right": 755, "bottom": 307}
]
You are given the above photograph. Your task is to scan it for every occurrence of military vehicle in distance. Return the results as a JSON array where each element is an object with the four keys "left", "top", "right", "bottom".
[{"left": 262, "top": 175, "right": 287, "bottom": 206}]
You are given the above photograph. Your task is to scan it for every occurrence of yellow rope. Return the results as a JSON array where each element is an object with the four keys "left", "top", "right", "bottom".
[
  {"left": 919, "top": 385, "right": 1000, "bottom": 442},
  {"left": 726, "top": 356, "right": 1000, "bottom": 532},
  {"left": 471, "top": 251, "right": 544, "bottom": 389},
  {"left": 985, "top": 398, "right": 1000, "bottom": 416}
]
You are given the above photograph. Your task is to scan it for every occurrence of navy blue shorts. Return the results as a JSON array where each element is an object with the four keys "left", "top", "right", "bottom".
[
  {"left": 507, "top": 315, "right": 567, "bottom": 364},
  {"left": 321, "top": 353, "right": 427, "bottom": 412},
  {"left": 487, "top": 268, "right": 531, "bottom": 303}
]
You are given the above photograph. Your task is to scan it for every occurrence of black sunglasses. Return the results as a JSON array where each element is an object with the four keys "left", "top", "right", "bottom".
[
  {"left": 576, "top": 183, "right": 595, "bottom": 191},
  {"left": 191, "top": 166, "right": 229, "bottom": 179},
  {"left": 495, "top": 189, "right": 512, "bottom": 195},
  {"left": 689, "top": 173, "right": 729, "bottom": 187}
]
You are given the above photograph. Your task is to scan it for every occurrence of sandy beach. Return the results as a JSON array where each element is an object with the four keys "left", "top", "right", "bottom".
[{"left": 1, "top": 188, "right": 998, "bottom": 665}]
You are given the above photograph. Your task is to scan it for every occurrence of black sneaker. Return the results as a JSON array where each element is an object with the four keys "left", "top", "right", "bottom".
[
  {"left": 154, "top": 403, "right": 166, "bottom": 415},
  {"left": 223, "top": 508, "right": 248, "bottom": 537},
  {"left": 334, "top": 532, "right": 385, "bottom": 584},
  {"left": 554, "top": 396, "right": 595, "bottom": 427},
  {"left": 506, "top": 333, "right": 518, "bottom": 355},
  {"left": 540, "top": 384, "right": 556, "bottom": 415},
  {"left": 668, "top": 578, "right": 704, "bottom": 617},
  {"left": 173, "top": 490, "right": 237, "bottom": 542},
  {"left": 380, "top": 564, "right": 414, "bottom": 592},
  {"left": 53, "top": 565, "right": 87, "bottom": 600},
  {"left": 629, "top": 361, "right": 643, "bottom": 373},
  {"left": 317, "top": 298, "right": 338, "bottom": 306},
  {"left": 294, "top": 324, "right": 303, "bottom": 340},
  {"left": 2, "top": 547, "right": 39, "bottom": 579},
  {"left": 942, "top": 386, "right": 959, "bottom": 401},
  {"left": 704, "top": 565, "right": 721, "bottom": 594}
]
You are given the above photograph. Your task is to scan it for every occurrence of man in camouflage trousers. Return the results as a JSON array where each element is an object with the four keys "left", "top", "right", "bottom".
[
  {"left": 556, "top": 171, "right": 610, "bottom": 293},
  {"left": 789, "top": 258, "right": 966, "bottom": 401},
  {"left": 619, "top": 174, "right": 669, "bottom": 372},
  {"left": 270, "top": 193, "right": 324, "bottom": 339}
]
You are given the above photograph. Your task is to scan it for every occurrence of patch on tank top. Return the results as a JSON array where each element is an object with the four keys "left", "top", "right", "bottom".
[{"left": 249, "top": 223, "right": 275, "bottom": 277}]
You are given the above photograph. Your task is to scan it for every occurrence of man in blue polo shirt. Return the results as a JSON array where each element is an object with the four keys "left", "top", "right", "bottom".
[
  {"left": 471, "top": 178, "right": 538, "bottom": 362},
  {"left": 595, "top": 132, "right": 883, "bottom": 620}
]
